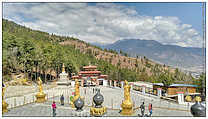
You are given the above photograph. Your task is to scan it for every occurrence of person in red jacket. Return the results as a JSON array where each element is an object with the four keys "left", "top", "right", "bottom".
[
  {"left": 52, "top": 101, "right": 57, "bottom": 116},
  {"left": 148, "top": 103, "right": 152, "bottom": 116}
]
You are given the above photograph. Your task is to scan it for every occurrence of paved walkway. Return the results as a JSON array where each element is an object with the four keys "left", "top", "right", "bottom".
[{"left": 3, "top": 86, "right": 193, "bottom": 117}]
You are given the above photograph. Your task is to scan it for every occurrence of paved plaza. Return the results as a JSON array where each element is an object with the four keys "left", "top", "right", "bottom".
[{"left": 3, "top": 86, "right": 193, "bottom": 117}]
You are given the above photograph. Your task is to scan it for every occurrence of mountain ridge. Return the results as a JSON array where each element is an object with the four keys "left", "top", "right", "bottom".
[{"left": 102, "top": 39, "right": 204, "bottom": 72}]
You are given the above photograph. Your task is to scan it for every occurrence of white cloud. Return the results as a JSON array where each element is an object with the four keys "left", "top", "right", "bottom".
[{"left": 3, "top": 3, "right": 203, "bottom": 47}]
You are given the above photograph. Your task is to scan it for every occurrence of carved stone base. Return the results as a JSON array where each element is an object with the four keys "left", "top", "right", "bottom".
[
  {"left": 121, "top": 101, "right": 133, "bottom": 115},
  {"left": 35, "top": 92, "right": 46, "bottom": 103},
  {"left": 90, "top": 107, "right": 107, "bottom": 116},
  {"left": 2, "top": 101, "right": 8, "bottom": 114}
]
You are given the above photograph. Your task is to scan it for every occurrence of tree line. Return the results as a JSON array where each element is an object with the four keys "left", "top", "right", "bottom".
[{"left": 2, "top": 19, "right": 205, "bottom": 94}]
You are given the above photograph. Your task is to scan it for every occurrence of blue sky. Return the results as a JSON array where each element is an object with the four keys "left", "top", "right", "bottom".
[
  {"left": 119, "top": 3, "right": 204, "bottom": 35},
  {"left": 3, "top": 2, "right": 205, "bottom": 48}
]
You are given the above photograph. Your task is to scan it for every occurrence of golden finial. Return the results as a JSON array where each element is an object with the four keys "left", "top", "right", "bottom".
[
  {"left": 62, "top": 63, "right": 65, "bottom": 73},
  {"left": 195, "top": 96, "right": 201, "bottom": 102},
  {"left": 124, "top": 80, "right": 128, "bottom": 85}
]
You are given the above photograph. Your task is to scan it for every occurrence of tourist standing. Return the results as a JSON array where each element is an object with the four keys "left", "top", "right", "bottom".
[
  {"left": 140, "top": 102, "right": 145, "bottom": 117},
  {"left": 52, "top": 101, "right": 57, "bottom": 117},
  {"left": 148, "top": 103, "right": 152, "bottom": 116},
  {"left": 84, "top": 88, "right": 86, "bottom": 95},
  {"left": 60, "top": 94, "right": 64, "bottom": 105}
]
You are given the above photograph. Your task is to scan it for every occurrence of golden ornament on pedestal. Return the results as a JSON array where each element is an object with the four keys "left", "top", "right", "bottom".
[
  {"left": 2, "top": 85, "right": 8, "bottom": 114},
  {"left": 90, "top": 89, "right": 106, "bottom": 116},
  {"left": 35, "top": 77, "right": 46, "bottom": 103},
  {"left": 121, "top": 80, "right": 133, "bottom": 115},
  {"left": 90, "top": 107, "right": 107, "bottom": 116},
  {"left": 71, "top": 79, "right": 81, "bottom": 108},
  {"left": 62, "top": 63, "right": 65, "bottom": 73},
  {"left": 195, "top": 96, "right": 201, "bottom": 102},
  {"left": 185, "top": 95, "right": 192, "bottom": 102}
]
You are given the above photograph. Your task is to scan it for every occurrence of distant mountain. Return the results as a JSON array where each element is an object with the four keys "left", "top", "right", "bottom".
[{"left": 103, "top": 39, "right": 205, "bottom": 71}]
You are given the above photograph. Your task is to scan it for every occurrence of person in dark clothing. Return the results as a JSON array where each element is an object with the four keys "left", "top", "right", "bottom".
[
  {"left": 140, "top": 102, "right": 145, "bottom": 117},
  {"left": 84, "top": 88, "right": 86, "bottom": 95},
  {"left": 60, "top": 94, "right": 64, "bottom": 105}
]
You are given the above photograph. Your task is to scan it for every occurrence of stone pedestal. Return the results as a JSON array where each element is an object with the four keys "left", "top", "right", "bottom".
[
  {"left": 35, "top": 92, "right": 46, "bottom": 103},
  {"left": 177, "top": 92, "right": 184, "bottom": 104},
  {"left": 142, "top": 85, "right": 146, "bottom": 95},
  {"left": 157, "top": 88, "right": 162, "bottom": 97},
  {"left": 72, "top": 110, "right": 90, "bottom": 117}
]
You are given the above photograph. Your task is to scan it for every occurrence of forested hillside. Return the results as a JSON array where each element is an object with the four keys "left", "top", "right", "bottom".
[{"left": 3, "top": 19, "right": 198, "bottom": 86}]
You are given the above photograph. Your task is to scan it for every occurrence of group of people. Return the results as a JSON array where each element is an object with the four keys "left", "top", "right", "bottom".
[
  {"left": 52, "top": 94, "right": 152, "bottom": 117},
  {"left": 140, "top": 102, "right": 153, "bottom": 117},
  {"left": 51, "top": 94, "right": 65, "bottom": 117}
]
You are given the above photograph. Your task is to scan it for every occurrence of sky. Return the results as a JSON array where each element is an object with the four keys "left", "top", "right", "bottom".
[{"left": 3, "top": 2, "right": 205, "bottom": 48}]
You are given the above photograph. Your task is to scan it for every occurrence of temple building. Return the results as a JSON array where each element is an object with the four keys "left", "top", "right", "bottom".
[{"left": 71, "top": 65, "right": 108, "bottom": 87}]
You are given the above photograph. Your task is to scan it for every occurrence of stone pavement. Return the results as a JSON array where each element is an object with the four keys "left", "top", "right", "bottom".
[{"left": 3, "top": 86, "right": 193, "bottom": 117}]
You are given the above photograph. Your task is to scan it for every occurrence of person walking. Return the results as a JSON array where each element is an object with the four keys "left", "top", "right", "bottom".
[
  {"left": 140, "top": 102, "right": 145, "bottom": 117},
  {"left": 52, "top": 101, "right": 57, "bottom": 117},
  {"left": 119, "top": 107, "right": 122, "bottom": 113},
  {"left": 60, "top": 94, "right": 64, "bottom": 105},
  {"left": 148, "top": 103, "right": 152, "bottom": 117}
]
